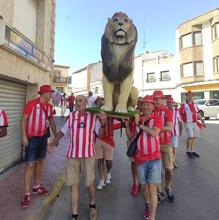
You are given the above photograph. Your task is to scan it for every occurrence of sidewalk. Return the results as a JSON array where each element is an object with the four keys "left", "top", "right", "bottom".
[{"left": 0, "top": 116, "right": 68, "bottom": 220}]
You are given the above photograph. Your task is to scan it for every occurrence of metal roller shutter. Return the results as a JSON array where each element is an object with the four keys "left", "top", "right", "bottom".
[{"left": 0, "top": 79, "right": 26, "bottom": 172}]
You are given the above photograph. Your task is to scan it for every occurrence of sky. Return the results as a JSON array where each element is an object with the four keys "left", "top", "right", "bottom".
[{"left": 55, "top": 0, "right": 219, "bottom": 72}]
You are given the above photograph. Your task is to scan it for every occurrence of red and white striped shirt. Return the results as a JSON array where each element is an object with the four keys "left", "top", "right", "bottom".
[
  {"left": 23, "top": 98, "right": 53, "bottom": 138},
  {"left": 171, "top": 107, "right": 183, "bottom": 136},
  {"left": 153, "top": 105, "right": 172, "bottom": 145},
  {"left": 0, "top": 110, "right": 8, "bottom": 127},
  {"left": 61, "top": 111, "right": 99, "bottom": 158},
  {"left": 179, "top": 102, "right": 199, "bottom": 123},
  {"left": 60, "top": 97, "right": 67, "bottom": 107},
  {"left": 132, "top": 115, "right": 162, "bottom": 164}
]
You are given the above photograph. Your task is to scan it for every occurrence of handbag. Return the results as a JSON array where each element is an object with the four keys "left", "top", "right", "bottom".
[{"left": 126, "top": 119, "right": 151, "bottom": 157}]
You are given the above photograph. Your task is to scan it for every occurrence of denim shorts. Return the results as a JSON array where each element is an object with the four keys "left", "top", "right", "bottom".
[
  {"left": 137, "top": 159, "right": 161, "bottom": 184},
  {"left": 25, "top": 136, "right": 48, "bottom": 162}
]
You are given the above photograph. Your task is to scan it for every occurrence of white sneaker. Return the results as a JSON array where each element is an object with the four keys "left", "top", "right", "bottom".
[
  {"left": 106, "top": 173, "right": 112, "bottom": 184},
  {"left": 97, "top": 180, "right": 106, "bottom": 190}
]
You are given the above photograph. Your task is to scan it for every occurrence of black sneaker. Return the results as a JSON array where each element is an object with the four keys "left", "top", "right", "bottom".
[
  {"left": 186, "top": 152, "right": 193, "bottom": 159},
  {"left": 165, "top": 188, "right": 175, "bottom": 203},
  {"left": 192, "top": 152, "right": 200, "bottom": 158},
  {"left": 157, "top": 192, "right": 165, "bottom": 204}
]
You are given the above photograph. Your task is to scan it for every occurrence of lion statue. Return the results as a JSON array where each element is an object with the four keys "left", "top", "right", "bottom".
[{"left": 101, "top": 12, "right": 138, "bottom": 113}]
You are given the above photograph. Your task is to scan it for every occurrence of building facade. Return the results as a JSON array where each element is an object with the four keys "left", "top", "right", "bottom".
[
  {"left": 133, "top": 51, "right": 181, "bottom": 102},
  {"left": 53, "top": 64, "right": 71, "bottom": 94},
  {"left": 71, "top": 61, "right": 103, "bottom": 96},
  {"left": 0, "top": 0, "right": 56, "bottom": 172},
  {"left": 176, "top": 8, "right": 219, "bottom": 101}
]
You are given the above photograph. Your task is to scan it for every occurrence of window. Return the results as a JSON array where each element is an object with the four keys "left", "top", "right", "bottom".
[
  {"left": 216, "top": 23, "right": 219, "bottom": 39},
  {"left": 146, "top": 72, "right": 156, "bottom": 82},
  {"left": 195, "top": 100, "right": 206, "bottom": 105},
  {"left": 210, "top": 91, "right": 219, "bottom": 99},
  {"left": 207, "top": 100, "right": 219, "bottom": 106},
  {"left": 182, "top": 63, "right": 193, "bottom": 77},
  {"left": 213, "top": 57, "right": 219, "bottom": 73},
  {"left": 212, "top": 23, "right": 219, "bottom": 40},
  {"left": 194, "top": 61, "right": 204, "bottom": 76},
  {"left": 181, "top": 34, "right": 192, "bottom": 49},
  {"left": 180, "top": 32, "right": 202, "bottom": 49},
  {"left": 193, "top": 32, "right": 202, "bottom": 45},
  {"left": 54, "top": 71, "right": 61, "bottom": 78},
  {"left": 160, "top": 71, "right": 171, "bottom": 81}
]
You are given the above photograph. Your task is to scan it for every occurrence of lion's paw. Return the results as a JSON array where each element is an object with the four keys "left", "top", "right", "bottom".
[
  {"left": 128, "top": 106, "right": 136, "bottom": 111},
  {"left": 115, "top": 104, "right": 128, "bottom": 113},
  {"left": 101, "top": 105, "right": 113, "bottom": 112}
]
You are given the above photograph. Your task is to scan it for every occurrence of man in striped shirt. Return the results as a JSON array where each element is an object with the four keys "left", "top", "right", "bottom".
[
  {"left": 94, "top": 96, "right": 122, "bottom": 190},
  {"left": 21, "top": 85, "right": 57, "bottom": 208},
  {"left": 179, "top": 91, "right": 204, "bottom": 158},
  {"left": 0, "top": 110, "right": 8, "bottom": 138},
  {"left": 153, "top": 90, "right": 174, "bottom": 203},
  {"left": 49, "top": 95, "right": 107, "bottom": 220},
  {"left": 125, "top": 95, "right": 162, "bottom": 220},
  {"left": 166, "top": 96, "right": 183, "bottom": 168},
  {"left": 60, "top": 93, "right": 68, "bottom": 117}
]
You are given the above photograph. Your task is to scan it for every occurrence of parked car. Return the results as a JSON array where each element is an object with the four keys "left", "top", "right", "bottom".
[{"left": 195, "top": 99, "right": 219, "bottom": 120}]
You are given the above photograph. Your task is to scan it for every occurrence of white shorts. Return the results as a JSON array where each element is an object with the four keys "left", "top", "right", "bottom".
[
  {"left": 184, "top": 122, "right": 199, "bottom": 138},
  {"left": 171, "top": 136, "right": 179, "bottom": 148}
]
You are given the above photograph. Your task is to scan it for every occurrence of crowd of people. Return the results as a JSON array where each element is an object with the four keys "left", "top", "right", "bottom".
[{"left": 0, "top": 84, "right": 206, "bottom": 220}]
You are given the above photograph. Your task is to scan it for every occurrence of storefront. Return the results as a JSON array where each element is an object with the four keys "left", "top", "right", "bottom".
[
  {"left": 181, "top": 82, "right": 219, "bottom": 102},
  {"left": 0, "top": 79, "right": 27, "bottom": 172}
]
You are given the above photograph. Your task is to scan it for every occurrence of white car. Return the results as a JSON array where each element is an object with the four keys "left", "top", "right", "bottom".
[{"left": 195, "top": 99, "right": 219, "bottom": 120}]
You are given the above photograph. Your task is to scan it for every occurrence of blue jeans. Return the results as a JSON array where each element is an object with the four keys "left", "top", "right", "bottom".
[
  {"left": 137, "top": 159, "right": 161, "bottom": 184},
  {"left": 25, "top": 136, "right": 48, "bottom": 162}
]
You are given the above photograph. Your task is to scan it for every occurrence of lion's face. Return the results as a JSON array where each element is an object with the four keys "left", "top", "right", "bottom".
[{"left": 104, "top": 12, "right": 137, "bottom": 45}]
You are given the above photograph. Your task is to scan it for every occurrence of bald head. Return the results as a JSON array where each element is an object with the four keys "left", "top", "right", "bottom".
[{"left": 75, "top": 95, "right": 87, "bottom": 112}]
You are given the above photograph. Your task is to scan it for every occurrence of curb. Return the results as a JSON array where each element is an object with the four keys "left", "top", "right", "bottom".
[{"left": 27, "top": 168, "right": 66, "bottom": 220}]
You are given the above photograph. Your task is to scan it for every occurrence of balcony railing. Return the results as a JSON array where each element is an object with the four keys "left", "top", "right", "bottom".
[{"left": 53, "top": 76, "right": 72, "bottom": 84}]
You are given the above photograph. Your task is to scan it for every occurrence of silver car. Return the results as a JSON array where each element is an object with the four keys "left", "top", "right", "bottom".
[{"left": 195, "top": 99, "right": 219, "bottom": 120}]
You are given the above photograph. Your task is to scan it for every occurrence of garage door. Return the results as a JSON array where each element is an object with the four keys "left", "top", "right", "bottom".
[{"left": 0, "top": 79, "right": 26, "bottom": 172}]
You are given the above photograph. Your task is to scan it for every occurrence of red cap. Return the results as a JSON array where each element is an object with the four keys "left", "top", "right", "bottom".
[
  {"left": 38, "top": 85, "right": 54, "bottom": 94},
  {"left": 186, "top": 90, "right": 193, "bottom": 96},
  {"left": 153, "top": 90, "right": 164, "bottom": 99},
  {"left": 141, "top": 95, "right": 154, "bottom": 104},
  {"left": 166, "top": 96, "right": 175, "bottom": 103}
]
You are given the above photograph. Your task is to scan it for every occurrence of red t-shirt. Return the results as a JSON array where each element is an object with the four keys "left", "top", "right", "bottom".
[
  {"left": 68, "top": 96, "right": 75, "bottom": 108},
  {"left": 23, "top": 98, "right": 53, "bottom": 138},
  {"left": 131, "top": 115, "right": 162, "bottom": 165},
  {"left": 99, "top": 118, "right": 122, "bottom": 147},
  {"left": 153, "top": 105, "right": 172, "bottom": 145}
]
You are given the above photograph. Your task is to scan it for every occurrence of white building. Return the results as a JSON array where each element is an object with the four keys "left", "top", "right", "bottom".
[{"left": 133, "top": 51, "right": 181, "bottom": 102}]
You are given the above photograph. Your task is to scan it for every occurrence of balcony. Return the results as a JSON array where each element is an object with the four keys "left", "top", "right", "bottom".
[{"left": 53, "top": 76, "right": 72, "bottom": 84}]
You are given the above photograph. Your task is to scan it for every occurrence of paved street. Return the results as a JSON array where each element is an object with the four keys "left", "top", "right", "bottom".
[{"left": 45, "top": 121, "right": 219, "bottom": 220}]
